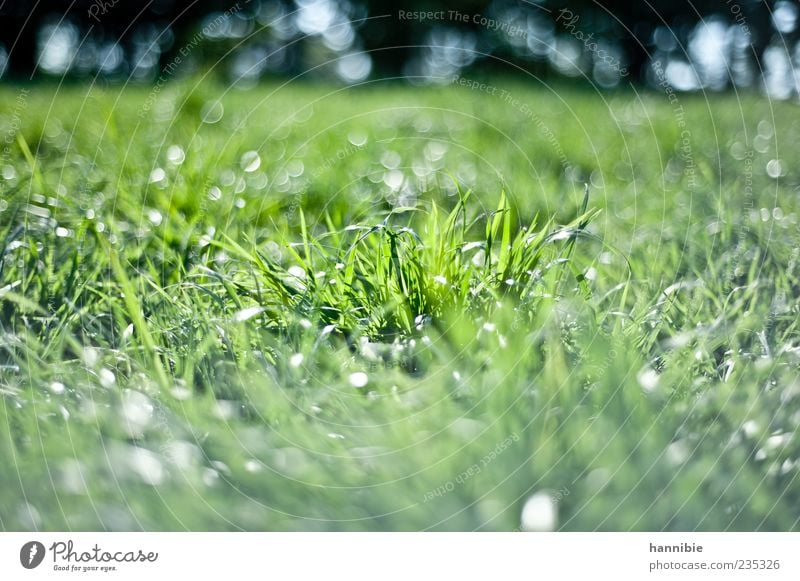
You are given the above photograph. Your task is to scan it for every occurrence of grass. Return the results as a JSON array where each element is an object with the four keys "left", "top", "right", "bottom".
[{"left": 0, "top": 79, "right": 799, "bottom": 531}]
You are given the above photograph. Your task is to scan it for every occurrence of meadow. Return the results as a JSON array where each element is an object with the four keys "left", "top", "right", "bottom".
[{"left": 1, "top": 78, "right": 798, "bottom": 530}]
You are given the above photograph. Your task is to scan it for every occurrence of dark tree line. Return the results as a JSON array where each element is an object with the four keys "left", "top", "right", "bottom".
[{"left": 0, "top": 0, "right": 791, "bottom": 85}]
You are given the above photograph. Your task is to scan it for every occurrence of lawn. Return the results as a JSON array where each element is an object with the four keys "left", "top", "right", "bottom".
[{"left": 1, "top": 78, "right": 798, "bottom": 530}]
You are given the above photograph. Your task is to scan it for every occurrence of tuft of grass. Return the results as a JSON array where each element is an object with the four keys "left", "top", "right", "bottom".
[{"left": 209, "top": 186, "right": 598, "bottom": 340}]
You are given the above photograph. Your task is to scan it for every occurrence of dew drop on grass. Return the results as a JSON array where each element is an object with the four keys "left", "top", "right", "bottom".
[
  {"left": 381, "top": 150, "right": 402, "bottom": 169},
  {"left": 244, "top": 459, "right": 263, "bottom": 473},
  {"left": 128, "top": 447, "right": 165, "bottom": 486},
  {"left": 170, "top": 386, "right": 192, "bottom": 401},
  {"left": 202, "top": 468, "right": 220, "bottom": 487},
  {"left": 766, "top": 159, "right": 784, "bottom": 178},
  {"left": 208, "top": 186, "right": 222, "bottom": 202},
  {"left": 83, "top": 347, "right": 99, "bottom": 368},
  {"left": 349, "top": 372, "right": 369, "bottom": 388},
  {"left": 49, "top": 381, "right": 66, "bottom": 394},
  {"left": 248, "top": 172, "right": 269, "bottom": 189},
  {"left": 289, "top": 353, "right": 304, "bottom": 368},
  {"left": 211, "top": 460, "right": 231, "bottom": 475},
  {"left": 287, "top": 268, "right": 308, "bottom": 292},
  {"left": 347, "top": 131, "right": 367, "bottom": 146},
  {"left": 120, "top": 390, "right": 154, "bottom": 439},
  {"left": 286, "top": 159, "right": 305, "bottom": 177},
  {"left": 766, "top": 433, "right": 789, "bottom": 450},
  {"left": 122, "top": 323, "right": 134, "bottom": 342},
  {"left": 166, "top": 144, "right": 185, "bottom": 164},
  {"left": 99, "top": 368, "right": 116, "bottom": 388},
  {"left": 637, "top": 367, "right": 659, "bottom": 393},
  {"left": 220, "top": 169, "right": 236, "bottom": 186},
  {"left": 424, "top": 141, "right": 448, "bottom": 161},
  {"left": 456, "top": 162, "right": 477, "bottom": 184},
  {"left": 521, "top": 491, "right": 558, "bottom": 531},
  {"left": 411, "top": 159, "right": 431, "bottom": 178},
  {"left": 240, "top": 151, "right": 261, "bottom": 173},
  {"left": 366, "top": 170, "right": 384, "bottom": 184},
  {"left": 742, "top": 420, "right": 760, "bottom": 438},
  {"left": 273, "top": 168, "right": 289, "bottom": 187},
  {"left": 383, "top": 170, "right": 404, "bottom": 190},
  {"left": 666, "top": 440, "right": 689, "bottom": 465},
  {"left": 201, "top": 100, "right": 224, "bottom": 123},
  {"left": 288, "top": 265, "right": 306, "bottom": 280},
  {"left": 213, "top": 400, "right": 239, "bottom": 420},
  {"left": 149, "top": 168, "right": 166, "bottom": 183},
  {"left": 233, "top": 306, "right": 265, "bottom": 323},
  {"left": 163, "top": 441, "right": 201, "bottom": 470}
]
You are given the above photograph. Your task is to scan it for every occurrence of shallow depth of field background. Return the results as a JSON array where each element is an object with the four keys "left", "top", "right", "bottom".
[{"left": 1, "top": 1, "right": 799, "bottom": 530}]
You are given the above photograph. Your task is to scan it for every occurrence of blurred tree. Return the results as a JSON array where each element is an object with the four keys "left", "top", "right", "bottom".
[
  {"left": 551, "top": 0, "right": 777, "bottom": 81},
  {"left": 358, "top": 0, "right": 493, "bottom": 75},
  {"left": 0, "top": 0, "right": 794, "bottom": 92}
]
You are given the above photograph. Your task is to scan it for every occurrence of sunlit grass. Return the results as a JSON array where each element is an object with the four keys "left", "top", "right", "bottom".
[{"left": 0, "top": 80, "right": 798, "bottom": 531}]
